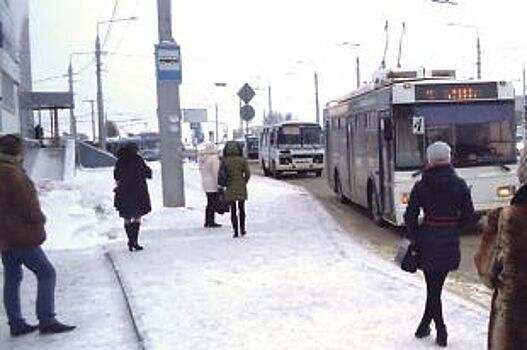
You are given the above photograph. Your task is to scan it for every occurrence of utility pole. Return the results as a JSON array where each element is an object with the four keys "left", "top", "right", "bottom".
[
  {"left": 215, "top": 102, "right": 219, "bottom": 143},
  {"left": 95, "top": 34, "right": 106, "bottom": 150},
  {"left": 356, "top": 56, "right": 361, "bottom": 88},
  {"left": 314, "top": 71, "right": 320, "bottom": 125},
  {"left": 67, "top": 62, "right": 77, "bottom": 139},
  {"left": 83, "top": 99, "right": 96, "bottom": 141},
  {"left": 155, "top": 0, "right": 185, "bottom": 207},
  {"left": 477, "top": 36, "right": 481, "bottom": 79},
  {"left": 523, "top": 66, "right": 526, "bottom": 144}
]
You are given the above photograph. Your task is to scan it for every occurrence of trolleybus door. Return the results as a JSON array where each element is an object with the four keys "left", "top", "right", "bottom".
[{"left": 379, "top": 112, "right": 395, "bottom": 219}]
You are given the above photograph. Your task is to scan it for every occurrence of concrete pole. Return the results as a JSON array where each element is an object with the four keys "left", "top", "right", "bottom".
[
  {"left": 156, "top": 0, "right": 185, "bottom": 207},
  {"left": 314, "top": 71, "right": 320, "bottom": 125},
  {"left": 68, "top": 62, "right": 77, "bottom": 139},
  {"left": 356, "top": 56, "right": 361, "bottom": 88},
  {"left": 89, "top": 100, "right": 96, "bottom": 141},
  {"left": 268, "top": 83, "right": 273, "bottom": 116},
  {"left": 215, "top": 102, "right": 219, "bottom": 144},
  {"left": 523, "top": 66, "right": 526, "bottom": 144},
  {"left": 477, "top": 36, "right": 481, "bottom": 80},
  {"left": 95, "top": 34, "right": 106, "bottom": 150}
]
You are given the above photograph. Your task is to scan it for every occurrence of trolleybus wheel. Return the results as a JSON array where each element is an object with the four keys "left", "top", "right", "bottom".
[
  {"left": 335, "top": 172, "right": 347, "bottom": 203},
  {"left": 262, "top": 162, "right": 270, "bottom": 176},
  {"left": 368, "top": 187, "right": 383, "bottom": 226},
  {"left": 271, "top": 162, "right": 281, "bottom": 179}
]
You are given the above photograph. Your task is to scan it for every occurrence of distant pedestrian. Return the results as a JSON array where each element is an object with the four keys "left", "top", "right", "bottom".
[
  {"left": 34, "top": 124, "right": 44, "bottom": 145},
  {"left": 474, "top": 179, "right": 527, "bottom": 349},
  {"left": 198, "top": 142, "right": 222, "bottom": 228},
  {"left": 221, "top": 141, "right": 250, "bottom": 238},
  {"left": 404, "top": 141, "right": 478, "bottom": 347},
  {"left": 113, "top": 142, "right": 152, "bottom": 251},
  {"left": 0, "top": 134, "right": 75, "bottom": 336}
]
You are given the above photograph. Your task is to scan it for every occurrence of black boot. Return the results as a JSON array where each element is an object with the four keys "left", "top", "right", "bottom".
[
  {"left": 124, "top": 223, "right": 134, "bottom": 251},
  {"left": 231, "top": 203, "right": 239, "bottom": 238},
  {"left": 204, "top": 208, "right": 214, "bottom": 227},
  {"left": 131, "top": 222, "right": 143, "bottom": 251},
  {"left": 10, "top": 323, "right": 38, "bottom": 336},
  {"left": 414, "top": 322, "right": 431, "bottom": 338},
  {"left": 240, "top": 210, "right": 246, "bottom": 236},
  {"left": 436, "top": 324, "right": 447, "bottom": 347}
]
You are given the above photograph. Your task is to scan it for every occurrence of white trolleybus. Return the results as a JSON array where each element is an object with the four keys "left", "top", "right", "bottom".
[
  {"left": 259, "top": 121, "right": 324, "bottom": 178},
  {"left": 324, "top": 69, "right": 518, "bottom": 226}
]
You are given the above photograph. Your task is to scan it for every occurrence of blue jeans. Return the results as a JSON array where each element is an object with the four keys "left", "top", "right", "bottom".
[{"left": 1, "top": 247, "right": 56, "bottom": 327}]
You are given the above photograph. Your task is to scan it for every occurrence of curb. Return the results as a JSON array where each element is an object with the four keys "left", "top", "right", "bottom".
[{"left": 104, "top": 248, "right": 147, "bottom": 350}]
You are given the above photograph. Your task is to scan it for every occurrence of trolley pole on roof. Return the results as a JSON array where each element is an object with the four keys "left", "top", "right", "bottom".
[{"left": 155, "top": 0, "right": 185, "bottom": 207}]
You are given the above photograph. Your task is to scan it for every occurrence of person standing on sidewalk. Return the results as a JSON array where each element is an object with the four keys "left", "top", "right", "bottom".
[
  {"left": 0, "top": 134, "right": 75, "bottom": 336},
  {"left": 113, "top": 142, "right": 152, "bottom": 251},
  {"left": 221, "top": 141, "right": 250, "bottom": 238},
  {"left": 474, "top": 162, "right": 527, "bottom": 349},
  {"left": 198, "top": 142, "right": 222, "bottom": 228},
  {"left": 404, "top": 141, "right": 477, "bottom": 347}
]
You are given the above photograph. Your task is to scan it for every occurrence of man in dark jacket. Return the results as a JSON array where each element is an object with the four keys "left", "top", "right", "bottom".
[
  {"left": 0, "top": 134, "right": 75, "bottom": 336},
  {"left": 404, "top": 141, "right": 477, "bottom": 347}
]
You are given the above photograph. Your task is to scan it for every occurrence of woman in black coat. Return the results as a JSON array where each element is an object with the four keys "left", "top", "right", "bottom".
[
  {"left": 404, "top": 141, "right": 477, "bottom": 347},
  {"left": 114, "top": 142, "right": 152, "bottom": 251}
]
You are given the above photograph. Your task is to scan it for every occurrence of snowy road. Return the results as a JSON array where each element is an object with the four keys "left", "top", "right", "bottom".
[{"left": 0, "top": 163, "right": 490, "bottom": 349}]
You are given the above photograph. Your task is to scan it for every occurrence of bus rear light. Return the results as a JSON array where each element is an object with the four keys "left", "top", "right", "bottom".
[
  {"left": 401, "top": 193, "right": 410, "bottom": 205},
  {"left": 497, "top": 185, "right": 515, "bottom": 198}
]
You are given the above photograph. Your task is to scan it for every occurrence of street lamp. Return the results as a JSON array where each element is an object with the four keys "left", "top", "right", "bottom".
[
  {"left": 339, "top": 42, "right": 361, "bottom": 88},
  {"left": 214, "top": 82, "right": 227, "bottom": 144},
  {"left": 95, "top": 16, "right": 138, "bottom": 150},
  {"left": 447, "top": 23, "right": 481, "bottom": 79}
]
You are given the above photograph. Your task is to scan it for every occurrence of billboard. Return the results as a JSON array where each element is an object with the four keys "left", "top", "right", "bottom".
[{"left": 182, "top": 108, "right": 207, "bottom": 123}]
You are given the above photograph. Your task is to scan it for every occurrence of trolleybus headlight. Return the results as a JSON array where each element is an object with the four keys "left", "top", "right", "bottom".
[
  {"left": 497, "top": 185, "right": 515, "bottom": 198},
  {"left": 401, "top": 193, "right": 410, "bottom": 205}
]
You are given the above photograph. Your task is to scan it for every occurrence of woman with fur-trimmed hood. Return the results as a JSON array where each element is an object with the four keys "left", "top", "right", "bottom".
[{"left": 475, "top": 181, "right": 527, "bottom": 349}]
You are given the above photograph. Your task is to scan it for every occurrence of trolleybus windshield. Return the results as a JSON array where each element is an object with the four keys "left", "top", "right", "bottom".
[
  {"left": 395, "top": 101, "right": 516, "bottom": 169},
  {"left": 277, "top": 125, "right": 322, "bottom": 146}
]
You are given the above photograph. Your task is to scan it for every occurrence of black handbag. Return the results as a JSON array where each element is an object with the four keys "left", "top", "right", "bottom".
[
  {"left": 395, "top": 239, "right": 418, "bottom": 273},
  {"left": 213, "top": 189, "right": 230, "bottom": 215}
]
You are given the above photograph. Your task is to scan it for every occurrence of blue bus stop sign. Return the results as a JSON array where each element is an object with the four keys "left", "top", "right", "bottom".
[{"left": 155, "top": 42, "right": 182, "bottom": 83}]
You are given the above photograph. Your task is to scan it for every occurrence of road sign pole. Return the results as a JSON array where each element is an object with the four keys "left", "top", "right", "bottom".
[{"left": 156, "top": 0, "right": 185, "bottom": 207}]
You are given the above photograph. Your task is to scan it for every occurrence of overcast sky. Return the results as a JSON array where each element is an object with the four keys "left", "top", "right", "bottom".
[{"left": 29, "top": 0, "right": 527, "bottom": 138}]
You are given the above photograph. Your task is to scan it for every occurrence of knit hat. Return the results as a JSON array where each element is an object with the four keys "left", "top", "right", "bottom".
[
  {"left": 426, "top": 141, "right": 451, "bottom": 165},
  {"left": 0, "top": 134, "right": 24, "bottom": 156}
]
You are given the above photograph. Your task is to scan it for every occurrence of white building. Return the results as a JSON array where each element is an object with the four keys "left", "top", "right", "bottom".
[{"left": 0, "top": 0, "right": 33, "bottom": 137}]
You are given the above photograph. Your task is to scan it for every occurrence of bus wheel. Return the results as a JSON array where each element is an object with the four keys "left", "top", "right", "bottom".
[
  {"left": 368, "top": 187, "right": 383, "bottom": 226},
  {"left": 335, "top": 172, "right": 347, "bottom": 203},
  {"left": 271, "top": 162, "right": 281, "bottom": 179},
  {"left": 262, "top": 162, "right": 270, "bottom": 176},
  {"left": 315, "top": 170, "right": 322, "bottom": 177}
]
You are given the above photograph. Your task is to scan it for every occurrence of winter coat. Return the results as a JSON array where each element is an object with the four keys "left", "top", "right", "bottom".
[
  {"left": 404, "top": 164, "right": 476, "bottom": 271},
  {"left": 475, "top": 186, "right": 527, "bottom": 350},
  {"left": 113, "top": 147, "right": 152, "bottom": 219},
  {"left": 0, "top": 153, "right": 46, "bottom": 249},
  {"left": 222, "top": 141, "right": 250, "bottom": 202},
  {"left": 198, "top": 144, "right": 220, "bottom": 193}
]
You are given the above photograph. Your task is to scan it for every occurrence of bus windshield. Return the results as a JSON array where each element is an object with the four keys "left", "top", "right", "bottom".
[
  {"left": 277, "top": 125, "right": 322, "bottom": 146},
  {"left": 395, "top": 102, "right": 516, "bottom": 169}
]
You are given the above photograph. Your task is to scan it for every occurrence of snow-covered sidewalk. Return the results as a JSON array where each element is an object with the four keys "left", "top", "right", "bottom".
[
  {"left": 0, "top": 163, "right": 489, "bottom": 349},
  {"left": 106, "top": 165, "right": 488, "bottom": 349}
]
